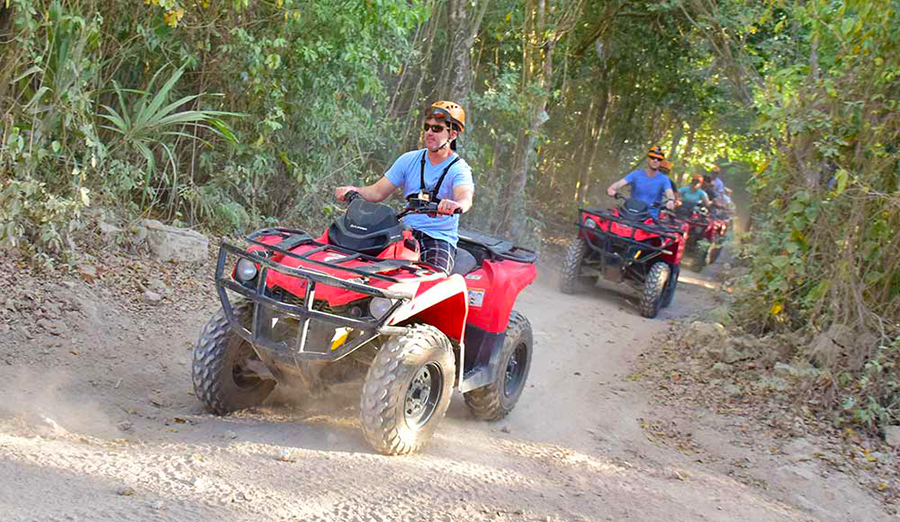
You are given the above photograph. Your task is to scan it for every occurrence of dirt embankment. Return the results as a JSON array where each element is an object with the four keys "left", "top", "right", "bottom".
[{"left": 0, "top": 247, "right": 895, "bottom": 521}]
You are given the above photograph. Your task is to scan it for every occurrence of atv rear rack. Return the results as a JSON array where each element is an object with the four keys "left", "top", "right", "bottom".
[{"left": 214, "top": 229, "right": 426, "bottom": 364}]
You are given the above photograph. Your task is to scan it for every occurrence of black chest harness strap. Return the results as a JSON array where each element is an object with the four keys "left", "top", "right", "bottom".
[{"left": 408, "top": 150, "right": 460, "bottom": 202}]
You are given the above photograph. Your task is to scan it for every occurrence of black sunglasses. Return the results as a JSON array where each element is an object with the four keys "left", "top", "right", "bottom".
[{"left": 423, "top": 123, "right": 449, "bottom": 133}]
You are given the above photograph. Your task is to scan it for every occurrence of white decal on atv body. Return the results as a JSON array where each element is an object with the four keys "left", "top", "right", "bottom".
[
  {"left": 465, "top": 273, "right": 482, "bottom": 280},
  {"left": 468, "top": 289, "right": 485, "bottom": 308},
  {"left": 323, "top": 253, "right": 345, "bottom": 262},
  {"left": 387, "top": 275, "right": 468, "bottom": 332}
]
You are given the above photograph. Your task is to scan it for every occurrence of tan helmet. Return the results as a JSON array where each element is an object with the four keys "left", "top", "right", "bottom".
[{"left": 426, "top": 101, "right": 466, "bottom": 133}]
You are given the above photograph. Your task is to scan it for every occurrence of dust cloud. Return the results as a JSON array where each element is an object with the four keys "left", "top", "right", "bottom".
[{"left": 0, "top": 367, "right": 118, "bottom": 439}]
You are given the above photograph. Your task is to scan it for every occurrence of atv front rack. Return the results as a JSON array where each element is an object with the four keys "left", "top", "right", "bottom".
[
  {"left": 245, "top": 227, "right": 425, "bottom": 283},
  {"left": 215, "top": 228, "right": 427, "bottom": 364},
  {"left": 577, "top": 208, "right": 682, "bottom": 264}
]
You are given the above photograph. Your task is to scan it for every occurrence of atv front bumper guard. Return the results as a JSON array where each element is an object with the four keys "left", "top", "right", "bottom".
[
  {"left": 215, "top": 232, "right": 420, "bottom": 364},
  {"left": 577, "top": 208, "right": 681, "bottom": 266}
]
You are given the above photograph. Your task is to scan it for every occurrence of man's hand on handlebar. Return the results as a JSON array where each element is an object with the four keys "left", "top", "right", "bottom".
[
  {"left": 334, "top": 186, "right": 359, "bottom": 202},
  {"left": 397, "top": 196, "right": 462, "bottom": 219},
  {"left": 607, "top": 187, "right": 617, "bottom": 197},
  {"left": 436, "top": 199, "right": 463, "bottom": 215}
]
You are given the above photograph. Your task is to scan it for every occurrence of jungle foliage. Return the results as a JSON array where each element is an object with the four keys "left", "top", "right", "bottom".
[
  {"left": 1, "top": 0, "right": 898, "bottom": 431},
  {"left": 704, "top": 0, "right": 900, "bottom": 431}
]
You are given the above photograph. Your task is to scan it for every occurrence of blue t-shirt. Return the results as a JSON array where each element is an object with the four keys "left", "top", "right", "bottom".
[
  {"left": 678, "top": 186, "right": 708, "bottom": 209},
  {"left": 385, "top": 149, "right": 474, "bottom": 246},
  {"left": 713, "top": 177, "right": 726, "bottom": 194},
  {"left": 623, "top": 169, "right": 671, "bottom": 216}
]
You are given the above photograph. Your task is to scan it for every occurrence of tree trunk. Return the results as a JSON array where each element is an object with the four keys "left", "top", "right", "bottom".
[
  {"left": 495, "top": 0, "right": 553, "bottom": 237},
  {"left": 573, "top": 96, "right": 596, "bottom": 203},
  {"left": 397, "top": 3, "right": 442, "bottom": 152},
  {"left": 668, "top": 120, "right": 684, "bottom": 165},
  {"left": 583, "top": 83, "right": 610, "bottom": 203},
  {"left": 447, "top": 0, "right": 489, "bottom": 104},
  {"left": 680, "top": 122, "right": 697, "bottom": 185}
]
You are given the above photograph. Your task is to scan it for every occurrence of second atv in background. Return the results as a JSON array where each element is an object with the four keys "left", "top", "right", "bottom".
[
  {"left": 560, "top": 195, "right": 686, "bottom": 318},
  {"left": 668, "top": 204, "right": 729, "bottom": 271}
]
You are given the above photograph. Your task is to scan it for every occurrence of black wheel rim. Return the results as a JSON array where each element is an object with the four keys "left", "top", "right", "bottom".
[
  {"left": 404, "top": 362, "right": 443, "bottom": 429},
  {"left": 504, "top": 342, "right": 529, "bottom": 398}
]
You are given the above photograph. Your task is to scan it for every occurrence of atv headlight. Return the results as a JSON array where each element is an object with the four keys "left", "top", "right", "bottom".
[
  {"left": 368, "top": 297, "right": 395, "bottom": 319},
  {"left": 235, "top": 259, "right": 258, "bottom": 282},
  {"left": 584, "top": 219, "right": 598, "bottom": 229}
]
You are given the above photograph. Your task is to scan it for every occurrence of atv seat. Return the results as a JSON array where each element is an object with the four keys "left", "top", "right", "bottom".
[
  {"left": 451, "top": 247, "right": 478, "bottom": 275},
  {"left": 457, "top": 229, "right": 537, "bottom": 266},
  {"left": 674, "top": 205, "right": 694, "bottom": 219}
]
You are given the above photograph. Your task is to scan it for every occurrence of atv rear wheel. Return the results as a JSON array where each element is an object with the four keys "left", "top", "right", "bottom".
[
  {"left": 708, "top": 241, "right": 722, "bottom": 264},
  {"left": 561, "top": 238, "right": 589, "bottom": 294},
  {"left": 193, "top": 300, "right": 276, "bottom": 414},
  {"left": 661, "top": 265, "right": 679, "bottom": 309},
  {"left": 463, "top": 311, "right": 533, "bottom": 421},
  {"left": 360, "top": 324, "right": 455, "bottom": 455},
  {"left": 639, "top": 262, "right": 670, "bottom": 318},
  {"left": 692, "top": 244, "right": 709, "bottom": 271}
]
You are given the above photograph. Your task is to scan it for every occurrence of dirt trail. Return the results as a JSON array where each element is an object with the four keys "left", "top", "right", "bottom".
[{"left": 0, "top": 255, "right": 893, "bottom": 521}]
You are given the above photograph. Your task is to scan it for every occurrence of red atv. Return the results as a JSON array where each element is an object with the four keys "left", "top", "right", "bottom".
[
  {"left": 192, "top": 192, "right": 537, "bottom": 455},
  {"left": 668, "top": 204, "right": 729, "bottom": 270},
  {"left": 560, "top": 195, "right": 686, "bottom": 318}
]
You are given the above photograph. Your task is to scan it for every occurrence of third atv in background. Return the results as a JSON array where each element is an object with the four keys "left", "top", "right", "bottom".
[
  {"left": 560, "top": 195, "right": 686, "bottom": 318},
  {"left": 668, "top": 204, "right": 731, "bottom": 271}
]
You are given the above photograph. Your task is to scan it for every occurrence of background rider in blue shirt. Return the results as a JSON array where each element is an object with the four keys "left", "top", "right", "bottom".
[{"left": 606, "top": 146, "right": 676, "bottom": 218}]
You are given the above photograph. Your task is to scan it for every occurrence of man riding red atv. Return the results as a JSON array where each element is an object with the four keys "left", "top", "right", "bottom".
[
  {"left": 192, "top": 193, "right": 538, "bottom": 455},
  {"left": 560, "top": 194, "right": 687, "bottom": 318}
]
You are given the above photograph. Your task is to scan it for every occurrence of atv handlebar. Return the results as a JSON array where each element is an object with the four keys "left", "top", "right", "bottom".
[
  {"left": 397, "top": 197, "right": 463, "bottom": 218},
  {"left": 611, "top": 192, "right": 675, "bottom": 210},
  {"left": 345, "top": 190, "right": 362, "bottom": 203},
  {"left": 343, "top": 190, "right": 461, "bottom": 218}
]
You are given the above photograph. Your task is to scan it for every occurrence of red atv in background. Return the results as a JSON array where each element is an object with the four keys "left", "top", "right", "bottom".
[
  {"left": 193, "top": 192, "right": 537, "bottom": 455},
  {"left": 560, "top": 195, "right": 687, "bottom": 318},
  {"left": 666, "top": 204, "right": 729, "bottom": 270}
]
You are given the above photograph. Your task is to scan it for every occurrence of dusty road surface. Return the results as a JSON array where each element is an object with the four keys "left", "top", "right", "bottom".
[{"left": 0, "top": 250, "right": 893, "bottom": 522}]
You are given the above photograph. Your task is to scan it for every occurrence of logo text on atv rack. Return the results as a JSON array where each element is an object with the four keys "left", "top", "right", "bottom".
[{"left": 349, "top": 224, "right": 369, "bottom": 231}]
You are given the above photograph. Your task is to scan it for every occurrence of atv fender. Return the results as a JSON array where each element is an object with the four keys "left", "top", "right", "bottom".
[
  {"left": 465, "top": 260, "right": 536, "bottom": 333},
  {"left": 459, "top": 259, "right": 537, "bottom": 393},
  {"left": 386, "top": 274, "right": 469, "bottom": 343}
]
